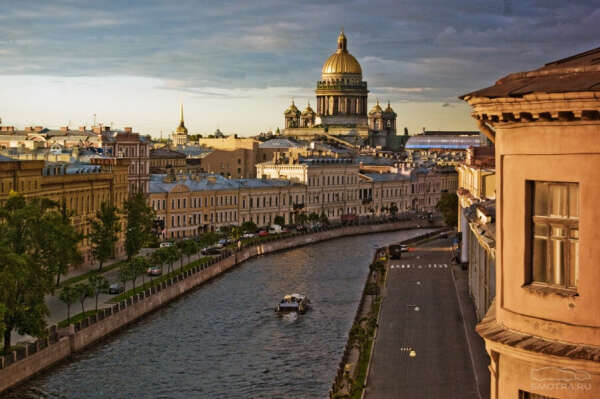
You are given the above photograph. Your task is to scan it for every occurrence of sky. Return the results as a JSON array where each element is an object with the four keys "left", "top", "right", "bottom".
[{"left": 0, "top": 0, "right": 598, "bottom": 137}]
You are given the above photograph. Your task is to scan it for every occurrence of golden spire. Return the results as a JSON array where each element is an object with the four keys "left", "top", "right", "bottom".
[
  {"left": 176, "top": 103, "right": 188, "bottom": 134},
  {"left": 337, "top": 30, "right": 347, "bottom": 53}
]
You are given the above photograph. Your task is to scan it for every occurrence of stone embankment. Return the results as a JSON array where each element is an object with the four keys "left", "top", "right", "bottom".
[{"left": 0, "top": 220, "right": 441, "bottom": 394}]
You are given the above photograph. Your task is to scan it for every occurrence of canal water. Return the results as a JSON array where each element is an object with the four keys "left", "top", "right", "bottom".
[{"left": 4, "top": 229, "right": 433, "bottom": 399}]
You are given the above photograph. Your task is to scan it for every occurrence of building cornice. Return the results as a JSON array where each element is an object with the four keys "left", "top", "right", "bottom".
[{"left": 464, "top": 91, "right": 600, "bottom": 126}]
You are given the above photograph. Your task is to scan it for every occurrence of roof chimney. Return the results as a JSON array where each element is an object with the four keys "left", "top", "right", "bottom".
[
  {"left": 79, "top": 126, "right": 86, "bottom": 132},
  {"left": 124, "top": 127, "right": 133, "bottom": 133},
  {"left": 60, "top": 126, "right": 69, "bottom": 132}
]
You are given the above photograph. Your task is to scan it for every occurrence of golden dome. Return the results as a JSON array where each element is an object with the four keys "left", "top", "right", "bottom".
[
  {"left": 284, "top": 100, "right": 300, "bottom": 116},
  {"left": 321, "top": 31, "right": 362, "bottom": 76},
  {"left": 369, "top": 99, "right": 383, "bottom": 115},
  {"left": 302, "top": 101, "right": 315, "bottom": 115}
]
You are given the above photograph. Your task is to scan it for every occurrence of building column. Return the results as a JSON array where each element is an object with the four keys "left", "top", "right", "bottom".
[{"left": 460, "top": 207, "right": 469, "bottom": 263}]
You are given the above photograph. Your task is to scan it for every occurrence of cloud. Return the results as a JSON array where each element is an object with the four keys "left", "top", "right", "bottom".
[{"left": 0, "top": 0, "right": 597, "bottom": 104}]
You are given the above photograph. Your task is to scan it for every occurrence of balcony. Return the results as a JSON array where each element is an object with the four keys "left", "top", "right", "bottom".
[{"left": 316, "top": 81, "right": 367, "bottom": 91}]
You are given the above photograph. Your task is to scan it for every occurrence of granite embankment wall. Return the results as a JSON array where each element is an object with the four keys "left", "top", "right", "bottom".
[{"left": 0, "top": 220, "right": 441, "bottom": 393}]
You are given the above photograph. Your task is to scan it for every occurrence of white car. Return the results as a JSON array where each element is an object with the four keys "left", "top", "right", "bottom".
[
  {"left": 243, "top": 233, "right": 255, "bottom": 238},
  {"left": 160, "top": 242, "right": 174, "bottom": 248}
]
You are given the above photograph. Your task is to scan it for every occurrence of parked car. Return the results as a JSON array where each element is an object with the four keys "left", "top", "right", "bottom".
[
  {"left": 218, "top": 238, "right": 230, "bottom": 246},
  {"left": 295, "top": 224, "right": 306, "bottom": 232},
  {"left": 201, "top": 246, "right": 221, "bottom": 255},
  {"left": 147, "top": 266, "right": 162, "bottom": 276},
  {"left": 389, "top": 245, "right": 403, "bottom": 259},
  {"left": 268, "top": 224, "right": 282, "bottom": 234},
  {"left": 108, "top": 283, "right": 125, "bottom": 294},
  {"left": 258, "top": 230, "right": 269, "bottom": 237},
  {"left": 400, "top": 245, "right": 409, "bottom": 252},
  {"left": 160, "top": 242, "right": 174, "bottom": 248},
  {"left": 242, "top": 233, "right": 256, "bottom": 238}
]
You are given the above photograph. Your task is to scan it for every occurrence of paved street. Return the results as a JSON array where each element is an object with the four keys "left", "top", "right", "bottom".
[{"left": 365, "top": 237, "right": 479, "bottom": 399}]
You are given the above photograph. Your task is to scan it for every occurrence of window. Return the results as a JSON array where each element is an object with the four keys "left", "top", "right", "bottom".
[{"left": 529, "top": 181, "right": 579, "bottom": 290}]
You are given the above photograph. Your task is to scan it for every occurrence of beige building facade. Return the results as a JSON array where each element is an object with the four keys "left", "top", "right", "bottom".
[
  {"left": 463, "top": 48, "right": 600, "bottom": 399},
  {"left": 0, "top": 156, "right": 129, "bottom": 265}
]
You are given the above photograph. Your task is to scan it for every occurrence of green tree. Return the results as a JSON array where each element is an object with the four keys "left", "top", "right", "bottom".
[
  {"left": 119, "top": 261, "right": 133, "bottom": 291},
  {"left": 124, "top": 192, "right": 155, "bottom": 260},
  {"left": 273, "top": 215, "right": 285, "bottom": 227},
  {"left": 37, "top": 201, "right": 83, "bottom": 287},
  {"left": 74, "top": 282, "right": 93, "bottom": 315},
  {"left": 389, "top": 202, "right": 398, "bottom": 218},
  {"left": 436, "top": 193, "right": 458, "bottom": 227},
  {"left": 198, "top": 232, "right": 219, "bottom": 248},
  {"left": 150, "top": 248, "right": 167, "bottom": 277},
  {"left": 0, "top": 194, "right": 57, "bottom": 350},
  {"left": 59, "top": 285, "right": 78, "bottom": 326},
  {"left": 89, "top": 274, "right": 109, "bottom": 312},
  {"left": 129, "top": 256, "right": 149, "bottom": 291},
  {"left": 297, "top": 213, "right": 308, "bottom": 225},
  {"left": 319, "top": 212, "right": 329, "bottom": 225},
  {"left": 308, "top": 212, "right": 319, "bottom": 223},
  {"left": 179, "top": 240, "right": 198, "bottom": 267},
  {"left": 164, "top": 246, "right": 179, "bottom": 274},
  {"left": 89, "top": 201, "right": 121, "bottom": 272},
  {"left": 240, "top": 221, "right": 257, "bottom": 234}
]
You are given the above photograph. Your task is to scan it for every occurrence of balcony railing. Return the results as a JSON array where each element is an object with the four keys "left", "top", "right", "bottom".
[{"left": 316, "top": 81, "right": 367, "bottom": 91}]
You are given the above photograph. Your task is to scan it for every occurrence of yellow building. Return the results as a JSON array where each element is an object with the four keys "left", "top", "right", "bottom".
[
  {"left": 0, "top": 156, "right": 129, "bottom": 265},
  {"left": 148, "top": 173, "right": 305, "bottom": 237},
  {"left": 462, "top": 47, "right": 600, "bottom": 398}
]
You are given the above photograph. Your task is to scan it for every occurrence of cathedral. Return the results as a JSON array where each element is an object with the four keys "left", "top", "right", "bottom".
[{"left": 283, "top": 31, "right": 398, "bottom": 149}]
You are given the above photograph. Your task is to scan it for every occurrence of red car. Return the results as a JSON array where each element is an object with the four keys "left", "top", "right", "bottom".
[{"left": 258, "top": 230, "right": 269, "bottom": 237}]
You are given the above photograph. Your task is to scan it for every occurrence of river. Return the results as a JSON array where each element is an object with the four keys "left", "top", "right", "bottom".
[{"left": 3, "top": 229, "right": 433, "bottom": 399}]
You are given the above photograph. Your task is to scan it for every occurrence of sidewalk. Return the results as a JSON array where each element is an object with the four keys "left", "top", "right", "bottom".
[{"left": 451, "top": 264, "right": 490, "bottom": 399}]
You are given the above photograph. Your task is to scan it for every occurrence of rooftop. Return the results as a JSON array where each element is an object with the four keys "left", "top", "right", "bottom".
[
  {"left": 259, "top": 138, "right": 303, "bottom": 149},
  {"left": 405, "top": 134, "right": 483, "bottom": 150},
  {"left": 461, "top": 47, "right": 600, "bottom": 99},
  {"left": 149, "top": 173, "right": 297, "bottom": 193}
]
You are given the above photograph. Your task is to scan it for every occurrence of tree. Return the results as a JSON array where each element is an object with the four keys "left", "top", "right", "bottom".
[
  {"left": 240, "top": 221, "right": 257, "bottom": 234},
  {"left": 59, "top": 285, "right": 78, "bottom": 326},
  {"left": 124, "top": 192, "right": 155, "bottom": 260},
  {"left": 36, "top": 201, "right": 83, "bottom": 287},
  {"left": 319, "top": 212, "right": 329, "bottom": 225},
  {"left": 119, "top": 261, "right": 133, "bottom": 292},
  {"left": 436, "top": 193, "right": 458, "bottom": 227},
  {"left": 198, "top": 232, "right": 219, "bottom": 248},
  {"left": 389, "top": 202, "right": 398, "bottom": 218},
  {"left": 179, "top": 240, "right": 198, "bottom": 267},
  {"left": 0, "top": 194, "right": 57, "bottom": 350},
  {"left": 89, "top": 201, "right": 121, "bottom": 272},
  {"left": 88, "top": 274, "right": 110, "bottom": 312},
  {"left": 129, "top": 256, "right": 149, "bottom": 292},
  {"left": 150, "top": 248, "right": 167, "bottom": 276},
  {"left": 164, "top": 246, "right": 179, "bottom": 274},
  {"left": 74, "top": 282, "right": 93, "bottom": 315},
  {"left": 297, "top": 213, "right": 308, "bottom": 225},
  {"left": 308, "top": 212, "right": 319, "bottom": 223},
  {"left": 273, "top": 215, "right": 285, "bottom": 227}
]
